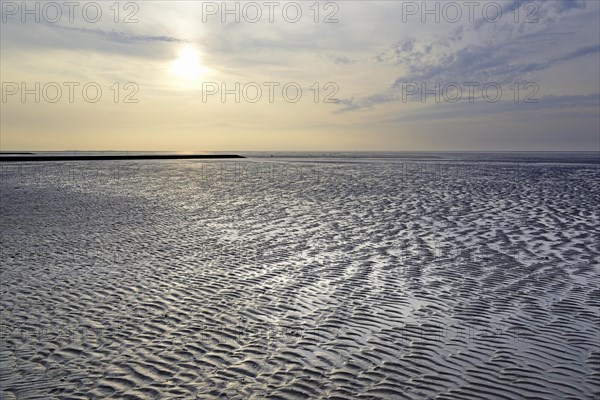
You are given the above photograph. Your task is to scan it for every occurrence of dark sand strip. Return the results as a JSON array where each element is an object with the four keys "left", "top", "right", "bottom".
[{"left": 0, "top": 154, "right": 245, "bottom": 162}]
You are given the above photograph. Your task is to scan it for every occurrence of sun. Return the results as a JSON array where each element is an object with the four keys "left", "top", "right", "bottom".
[{"left": 170, "top": 46, "right": 206, "bottom": 80}]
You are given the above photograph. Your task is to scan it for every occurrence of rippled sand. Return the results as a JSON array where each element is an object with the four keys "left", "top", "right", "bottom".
[{"left": 1, "top": 159, "right": 599, "bottom": 399}]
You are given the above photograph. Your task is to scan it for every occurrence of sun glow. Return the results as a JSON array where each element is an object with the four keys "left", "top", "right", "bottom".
[{"left": 170, "top": 46, "right": 206, "bottom": 80}]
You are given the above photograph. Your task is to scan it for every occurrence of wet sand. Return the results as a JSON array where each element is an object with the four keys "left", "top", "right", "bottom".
[{"left": 1, "top": 158, "right": 599, "bottom": 399}]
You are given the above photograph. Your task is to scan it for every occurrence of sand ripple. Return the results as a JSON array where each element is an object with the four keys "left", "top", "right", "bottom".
[{"left": 1, "top": 159, "right": 599, "bottom": 399}]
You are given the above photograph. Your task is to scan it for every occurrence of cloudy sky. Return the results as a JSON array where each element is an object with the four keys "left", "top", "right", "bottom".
[{"left": 1, "top": 0, "right": 599, "bottom": 151}]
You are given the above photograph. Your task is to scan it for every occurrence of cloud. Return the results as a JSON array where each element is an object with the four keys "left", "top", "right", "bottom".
[
  {"left": 330, "top": 2, "right": 599, "bottom": 114},
  {"left": 0, "top": 21, "right": 181, "bottom": 62},
  {"left": 386, "top": 94, "right": 600, "bottom": 123},
  {"left": 551, "top": 0, "right": 586, "bottom": 13},
  {"left": 553, "top": 44, "right": 600, "bottom": 62},
  {"left": 52, "top": 25, "right": 181, "bottom": 44},
  {"left": 332, "top": 56, "right": 354, "bottom": 65}
]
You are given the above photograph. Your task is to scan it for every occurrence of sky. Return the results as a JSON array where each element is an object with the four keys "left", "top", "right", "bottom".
[{"left": 1, "top": 0, "right": 599, "bottom": 151}]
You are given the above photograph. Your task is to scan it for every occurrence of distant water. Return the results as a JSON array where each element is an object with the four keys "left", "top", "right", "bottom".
[
  {"left": 1, "top": 151, "right": 598, "bottom": 164},
  {"left": 241, "top": 151, "right": 600, "bottom": 164}
]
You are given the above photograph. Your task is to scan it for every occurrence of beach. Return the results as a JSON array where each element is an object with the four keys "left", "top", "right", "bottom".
[{"left": 1, "top": 154, "right": 599, "bottom": 399}]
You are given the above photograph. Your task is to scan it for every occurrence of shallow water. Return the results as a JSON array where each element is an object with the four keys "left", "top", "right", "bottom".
[{"left": 1, "top": 158, "right": 599, "bottom": 399}]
